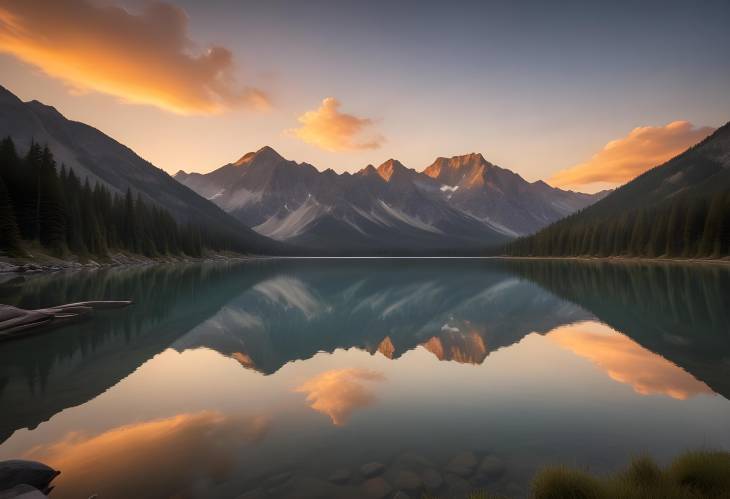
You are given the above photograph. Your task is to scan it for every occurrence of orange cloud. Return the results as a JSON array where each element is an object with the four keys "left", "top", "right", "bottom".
[
  {"left": 0, "top": 0, "right": 269, "bottom": 114},
  {"left": 294, "top": 368, "right": 385, "bottom": 425},
  {"left": 548, "top": 323, "right": 713, "bottom": 400},
  {"left": 290, "top": 97, "right": 384, "bottom": 151},
  {"left": 23, "top": 411, "right": 270, "bottom": 499},
  {"left": 549, "top": 121, "right": 715, "bottom": 188}
]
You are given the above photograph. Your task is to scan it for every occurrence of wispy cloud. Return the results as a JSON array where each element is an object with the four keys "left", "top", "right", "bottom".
[
  {"left": 289, "top": 97, "right": 384, "bottom": 152},
  {"left": 549, "top": 121, "right": 715, "bottom": 188},
  {"left": 548, "top": 323, "right": 713, "bottom": 400},
  {"left": 0, "top": 0, "right": 270, "bottom": 114}
]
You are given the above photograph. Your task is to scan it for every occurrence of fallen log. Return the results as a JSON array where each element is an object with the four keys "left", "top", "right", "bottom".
[{"left": 0, "top": 301, "right": 132, "bottom": 341}]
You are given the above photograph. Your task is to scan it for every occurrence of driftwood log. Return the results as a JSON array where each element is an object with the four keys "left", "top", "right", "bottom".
[{"left": 0, "top": 301, "right": 131, "bottom": 341}]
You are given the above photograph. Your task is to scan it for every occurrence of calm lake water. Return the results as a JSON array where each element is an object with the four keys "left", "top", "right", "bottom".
[{"left": 0, "top": 259, "right": 729, "bottom": 499}]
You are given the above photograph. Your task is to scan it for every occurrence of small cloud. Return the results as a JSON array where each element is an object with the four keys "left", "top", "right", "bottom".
[
  {"left": 294, "top": 368, "right": 385, "bottom": 425},
  {"left": 0, "top": 0, "right": 270, "bottom": 114},
  {"left": 549, "top": 121, "right": 715, "bottom": 188},
  {"left": 289, "top": 97, "right": 384, "bottom": 152}
]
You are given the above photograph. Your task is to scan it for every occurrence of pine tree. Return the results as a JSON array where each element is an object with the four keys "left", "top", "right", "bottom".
[
  {"left": 0, "top": 175, "right": 21, "bottom": 254},
  {"left": 682, "top": 198, "right": 707, "bottom": 257},
  {"left": 38, "top": 146, "right": 66, "bottom": 251}
]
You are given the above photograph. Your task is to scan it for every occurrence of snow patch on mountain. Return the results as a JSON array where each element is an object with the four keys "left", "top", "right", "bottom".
[
  {"left": 218, "top": 188, "right": 264, "bottom": 211},
  {"left": 254, "top": 198, "right": 330, "bottom": 240},
  {"left": 377, "top": 200, "right": 443, "bottom": 234}
]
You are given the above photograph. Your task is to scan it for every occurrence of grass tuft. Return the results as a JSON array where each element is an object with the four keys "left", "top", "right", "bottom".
[{"left": 531, "top": 466, "right": 605, "bottom": 499}]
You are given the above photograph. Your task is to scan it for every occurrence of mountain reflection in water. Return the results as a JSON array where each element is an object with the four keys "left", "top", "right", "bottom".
[{"left": 0, "top": 259, "right": 728, "bottom": 499}]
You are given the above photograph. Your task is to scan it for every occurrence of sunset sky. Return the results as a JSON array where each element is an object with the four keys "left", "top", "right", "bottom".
[{"left": 1, "top": 0, "right": 728, "bottom": 192}]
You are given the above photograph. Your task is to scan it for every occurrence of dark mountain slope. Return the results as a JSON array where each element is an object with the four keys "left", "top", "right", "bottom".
[
  {"left": 0, "top": 85, "right": 281, "bottom": 253},
  {"left": 504, "top": 122, "right": 730, "bottom": 258}
]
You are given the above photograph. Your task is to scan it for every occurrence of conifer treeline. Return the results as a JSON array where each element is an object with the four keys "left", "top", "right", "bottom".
[
  {"left": 504, "top": 189, "right": 730, "bottom": 258},
  {"left": 0, "top": 137, "right": 212, "bottom": 258}
]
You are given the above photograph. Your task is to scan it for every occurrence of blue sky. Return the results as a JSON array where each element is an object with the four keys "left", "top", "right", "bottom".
[{"left": 0, "top": 0, "right": 728, "bottom": 190}]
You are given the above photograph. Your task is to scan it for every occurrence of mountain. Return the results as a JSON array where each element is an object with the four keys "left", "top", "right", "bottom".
[
  {"left": 505, "top": 122, "right": 730, "bottom": 258},
  {"left": 422, "top": 152, "right": 604, "bottom": 235},
  {"left": 176, "top": 148, "right": 604, "bottom": 254},
  {"left": 0, "top": 84, "right": 281, "bottom": 254}
]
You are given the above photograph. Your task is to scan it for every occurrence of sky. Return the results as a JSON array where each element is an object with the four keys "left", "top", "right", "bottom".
[{"left": 0, "top": 0, "right": 728, "bottom": 193}]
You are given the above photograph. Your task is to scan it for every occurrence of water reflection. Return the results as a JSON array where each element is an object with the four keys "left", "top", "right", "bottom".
[
  {"left": 23, "top": 411, "right": 269, "bottom": 499},
  {"left": 0, "top": 259, "right": 728, "bottom": 498},
  {"left": 295, "top": 369, "right": 386, "bottom": 426},
  {"left": 548, "top": 322, "right": 713, "bottom": 400},
  {"left": 508, "top": 260, "right": 730, "bottom": 399},
  {"left": 1, "top": 260, "right": 729, "bottom": 446}
]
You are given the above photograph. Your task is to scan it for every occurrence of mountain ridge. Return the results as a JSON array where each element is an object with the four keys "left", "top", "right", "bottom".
[{"left": 176, "top": 146, "right": 606, "bottom": 253}]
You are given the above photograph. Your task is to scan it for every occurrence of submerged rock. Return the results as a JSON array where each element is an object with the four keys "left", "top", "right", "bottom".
[
  {"left": 327, "top": 468, "right": 351, "bottom": 485},
  {"left": 477, "top": 455, "right": 505, "bottom": 480},
  {"left": 393, "top": 470, "right": 422, "bottom": 492},
  {"left": 362, "top": 477, "right": 392, "bottom": 498},
  {"left": 236, "top": 488, "right": 267, "bottom": 499},
  {"left": 444, "top": 473, "right": 472, "bottom": 497},
  {"left": 444, "top": 451, "right": 478, "bottom": 477},
  {"left": 360, "top": 462, "right": 385, "bottom": 478},
  {"left": 421, "top": 468, "right": 443, "bottom": 491}
]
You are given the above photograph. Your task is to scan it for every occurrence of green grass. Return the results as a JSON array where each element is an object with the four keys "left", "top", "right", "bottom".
[
  {"left": 423, "top": 450, "right": 730, "bottom": 499},
  {"left": 532, "top": 451, "right": 730, "bottom": 499}
]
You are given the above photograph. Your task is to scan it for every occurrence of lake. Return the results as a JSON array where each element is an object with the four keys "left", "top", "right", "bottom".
[{"left": 0, "top": 259, "right": 729, "bottom": 499}]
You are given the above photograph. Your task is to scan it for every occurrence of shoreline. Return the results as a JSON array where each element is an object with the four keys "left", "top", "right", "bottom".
[
  {"left": 2, "top": 253, "right": 729, "bottom": 274},
  {"left": 0, "top": 251, "right": 259, "bottom": 275},
  {"left": 492, "top": 255, "right": 730, "bottom": 266}
]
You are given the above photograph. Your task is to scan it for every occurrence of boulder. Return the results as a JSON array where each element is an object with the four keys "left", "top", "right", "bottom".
[
  {"left": 0, "top": 484, "right": 47, "bottom": 499},
  {"left": 0, "top": 461, "right": 59, "bottom": 493}
]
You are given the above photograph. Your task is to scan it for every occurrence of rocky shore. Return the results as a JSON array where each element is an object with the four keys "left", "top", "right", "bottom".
[
  {"left": 0, "top": 252, "right": 252, "bottom": 275},
  {"left": 236, "top": 450, "right": 512, "bottom": 499}
]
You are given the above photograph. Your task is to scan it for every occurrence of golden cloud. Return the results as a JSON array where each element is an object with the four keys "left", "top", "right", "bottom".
[
  {"left": 23, "top": 411, "right": 270, "bottom": 499},
  {"left": 290, "top": 97, "right": 385, "bottom": 151},
  {"left": 548, "top": 324, "right": 713, "bottom": 400},
  {"left": 0, "top": 0, "right": 269, "bottom": 114},
  {"left": 549, "top": 121, "right": 715, "bottom": 188},
  {"left": 294, "top": 368, "right": 385, "bottom": 425}
]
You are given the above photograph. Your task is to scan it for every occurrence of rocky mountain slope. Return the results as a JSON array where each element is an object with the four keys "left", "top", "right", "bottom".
[{"left": 176, "top": 147, "right": 605, "bottom": 253}]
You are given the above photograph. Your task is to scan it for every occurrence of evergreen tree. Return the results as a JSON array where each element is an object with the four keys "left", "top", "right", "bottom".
[
  {"left": 0, "top": 175, "right": 21, "bottom": 254},
  {"left": 38, "top": 146, "right": 66, "bottom": 250}
]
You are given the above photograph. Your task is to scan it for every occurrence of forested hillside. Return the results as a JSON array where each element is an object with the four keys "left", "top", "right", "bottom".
[
  {"left": 0, "top": 137, "right": 237, "bottom": 258},
  {"left": 503, "top": 122, "right": 730, "bottom": 259}
]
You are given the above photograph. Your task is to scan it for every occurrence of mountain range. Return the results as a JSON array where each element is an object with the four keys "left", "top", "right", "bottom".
[
  {"left": 0, "top": 84, "right": 280, "bottom": 254},
  {"left": 176, "top": 147, "right": 606, "bottom": 254}
]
